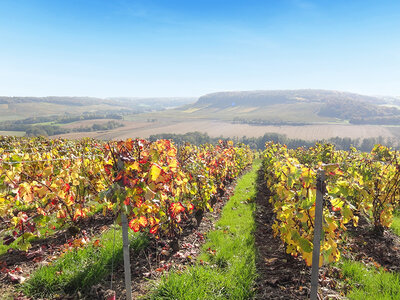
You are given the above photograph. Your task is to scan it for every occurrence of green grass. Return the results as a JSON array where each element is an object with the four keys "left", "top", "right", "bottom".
[
  {"left": 148, "top": 160, "right": 260, "bottom": 299},
  {"left": 390, "top": 211, "right": 400, "bottom": 236},
  {"left": 340, "top": 260, "right": 400, "bottom": 300},
  {"left": 22, "top": 225, "right": 149, "bottom": 298}
]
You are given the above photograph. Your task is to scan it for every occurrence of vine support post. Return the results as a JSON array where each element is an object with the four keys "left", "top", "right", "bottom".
[
  {"left": 310, "top": 169, "right": 325, "bottom": 300},
  {"left": 121, "top": 212, "right": 133, "bottom": 300},
  {"left": 113, "top": 155, "right": 133, "bottom": 300}
]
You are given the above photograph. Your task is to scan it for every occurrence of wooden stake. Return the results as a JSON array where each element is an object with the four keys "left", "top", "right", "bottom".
[
  {"left": 310, "top": 169, "right": 325, "bottom": 300},
  {"left": 121, "top": 213, "right": 132, "bottom": 300}
]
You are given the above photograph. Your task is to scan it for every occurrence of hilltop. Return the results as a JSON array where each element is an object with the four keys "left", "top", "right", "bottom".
[
  {"left": 0, "top": 96, "right": 195, "bottom": 121},
  {"left": 181, "top": 89, "right": 400, "bottom": 125},
  {"left": 196, "top": 89, "right": 385, "bottom": 107}
]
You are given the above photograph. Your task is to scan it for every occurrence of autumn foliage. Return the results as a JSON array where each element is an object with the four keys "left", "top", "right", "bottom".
[
  {"left": 262, "top": 142, "right": 400, "bottom": 266},
  {"left": 0, "top": 136, "right": 253, "bottom": 250}
]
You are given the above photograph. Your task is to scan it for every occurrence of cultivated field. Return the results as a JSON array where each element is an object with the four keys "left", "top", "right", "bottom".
[
  {"left": 0, "top": 131, "right": 25, "bottom": 137},
  {"left": 51, "top": 120, "right": 396, "bottom": 141},
  {"left": 61, "top": 119, "right": 119, "bottom": 129},
  {"left": 0, "top": 102, "right": 121, "bottom": 121}
]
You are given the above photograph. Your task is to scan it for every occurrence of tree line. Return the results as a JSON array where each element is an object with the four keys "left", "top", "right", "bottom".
[{"left": 149, "top": 132, "right": 400, "bottom": 152}]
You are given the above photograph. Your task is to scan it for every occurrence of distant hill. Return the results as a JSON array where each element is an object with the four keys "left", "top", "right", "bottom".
[
  {"left": 196, "top": 89, "right": 385, "bottom": 107},
  {"left": 0, "top": 96, "right": 195, "bottom": 122},
  {"left": 0, "top": 96, "right": 195, "bottom": 108},
  {"left": 191, "top": 89, "right": 400, "bottom": 125}
]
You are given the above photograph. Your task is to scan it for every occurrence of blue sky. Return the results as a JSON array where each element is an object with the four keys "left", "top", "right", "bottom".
[{"left": 0, "top": 0, "right": 399, "bottom": 97}]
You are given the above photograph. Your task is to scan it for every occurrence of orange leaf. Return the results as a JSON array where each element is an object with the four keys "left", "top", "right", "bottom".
[
  {"left": 169, "top": 202, "right": 185, "bottom": 217},
  {"left": 37, "top": 207, "right": 46, "bottom": 216},
  {"left": 129, "top": 218, "right": 140, "bottom": 232},
  {"left": 138, "top": 216, "right": 148, "bottom": 227}
]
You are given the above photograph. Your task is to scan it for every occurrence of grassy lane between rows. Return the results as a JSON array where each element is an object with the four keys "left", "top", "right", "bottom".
[
  {"left": 337, "top": 213, "right": 400, "bottom": 299},
  {"left": 339, "top": 260, "right": 400, "bottom": 300},
  {"left": 390, "top": 211, "right": 400, "bottom": 236},
  {"left": 21, "top": 225, "right": 149, "bottom": 299},
  {"left": 148, "top": 159, "right": 261, "bottom": 300}
]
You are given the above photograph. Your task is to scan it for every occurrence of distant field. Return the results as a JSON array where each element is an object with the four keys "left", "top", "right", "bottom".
[
  {"left": 0, "top": 102, "right": 123, "bottom": 120},
  {"left": 129, "top": 102, "right": 341, "bottom": 123},
  {"left": 61, "top": 119, "right": 117, "bottom": 129},
  {"left": 0, "top": 131, "right": 25, "bottom": 137},
  {"left": 51, "top": 121, "right": 154, "bottom": 140},
  {"left": 51, "top": 120, "right": 396, "bottom": 141}
]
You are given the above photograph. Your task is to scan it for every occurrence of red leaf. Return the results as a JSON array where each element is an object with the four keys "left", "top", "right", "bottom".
[
  {"left": 150, "top": 225, "right": 159, "bottom": 234},
  {"left": 104, "top": 164, "right": 113, "bottom": 176}
]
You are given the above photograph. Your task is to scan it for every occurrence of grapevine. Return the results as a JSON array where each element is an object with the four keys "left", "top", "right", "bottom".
[
  {"left": 0, "top": 136, "right": 253, "bottom": 251},
  {"left": 262, "top": 142, "right": 400, "bottom": 266}
]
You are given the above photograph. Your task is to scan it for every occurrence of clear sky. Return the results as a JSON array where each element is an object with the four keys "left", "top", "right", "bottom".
[{"left": 0, "top": 0, "right": 399, "bottom": 97}]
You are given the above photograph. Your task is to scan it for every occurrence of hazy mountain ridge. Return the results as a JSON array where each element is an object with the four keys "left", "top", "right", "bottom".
[
  {"left": 0, "top": 96, "right": 107, "bottom": 106},
  {"left": 193, "top": 89, "right": 400, "bottom": 125},
  {"left": 0, "top": 96, "right": 195, "bottom": 108},
  {"left": 196, "top": 89, "right": 386, "bottom": 107}
]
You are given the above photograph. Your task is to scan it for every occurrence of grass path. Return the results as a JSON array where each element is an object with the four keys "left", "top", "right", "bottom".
[
  {"left": 148, "top": 160, "right": 261, "bottom": 299},
  {"left": 21, "top": 227, "right": 149, "bottom": 299}
]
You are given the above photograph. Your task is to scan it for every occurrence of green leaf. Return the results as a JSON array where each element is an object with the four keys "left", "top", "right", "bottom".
[{"left": 299, "top": 237, "right": 313, "bottom": 253}]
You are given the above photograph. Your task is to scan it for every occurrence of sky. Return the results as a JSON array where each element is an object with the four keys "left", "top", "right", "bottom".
[{"left": 0, "top": 0, "right": 399, "bottom": 98}]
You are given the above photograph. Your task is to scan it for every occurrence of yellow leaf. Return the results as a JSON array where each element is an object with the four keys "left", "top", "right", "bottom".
[
  {"left": 353, "top": 216, "right": 359, "bottom": 227},
  {"left": 150, "top": 164, "right": 162, "bottom": 181},
  {"left": 57, "top": 190, "right": 66, "bottom": 199},
  {"left": 43, "top": 167, "right": 52, "bottom": 178},
  {"left": 328, "top": 220, "right": 337, "bottom": 232},
  {"left": 11, "top": 216, "right": 19, "bottom": 227},
  {"left": 303, "top": 251, "right": 313, "bottom": 266},
  {"left": 128, "top": 161, "right": 140, "bottom": 171},
  {"left": 35, "top": 186, "right": 48, "bottom": 198}
]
